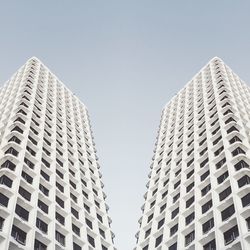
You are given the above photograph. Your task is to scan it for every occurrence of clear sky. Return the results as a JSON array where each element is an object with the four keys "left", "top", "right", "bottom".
[{"left": 1, "top": 1, "right": 250, "bottom": 249}]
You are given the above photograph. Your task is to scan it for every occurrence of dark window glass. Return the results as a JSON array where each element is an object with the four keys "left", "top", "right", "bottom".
[
  {"left": 202, "top": 218, "right": 214, "bottom": 234},
  {"left": 219, "top": 186, "right": 231, "bottom": 201},
  {"left": 202, "top": 200, "right": 212, "bottom": 214},
  {"left": 171, "top": 207, "right": 179, "bottom": 219},
  {"left": 201, "top": 184, "right": 211, "bottom": 196},
  {"left": 38, "top": 200, "right": 48, "bottom": 214},
  {"left": 155, "top": 234, "right": 163, "bottom": 247},
  {"left": 11, "top": 225, "right": 26, "bottom": 245},
  {"left": 224, "top": 225, "right": 239, "bottom": 245},
  {"left": 36, "top": 218, "right": 48, "bottom": 234},
  {"left": 170, "top": 224, "right": 178, "bottom": 236},
  {"left": 186, "top": 212, "right": 195, "bottom": 225},
  {"left": 19, "top": 186, "right": 31, "bottom": 201},
  {"left": 34, "top": 239, "right": 47, "bottom": 250},
  {"left": 87, "top": 235, "right": 95, "bottom": 247},
  {"left": 0, "top": 193, "right": 9, "bottom": 207},
  {"left": 221, "top": 204, "right": 235, "bottom": 221},
  {"left": 185, "top": 230, "right": 195, "bottom": 246},
  {"left": 15, "top": 204, "right": 29, "bottom": 221},
  {"left": 203, "top": 239, "right": 216, "bottom": 250},
  {"left": 56, "top": 231, "right": 65, "bottom": 246},
  {"left": 1, "top": 160, "right": 16, "bottom": 171},
  {"left": 242, "top": 193, "right": 250, "bottom": 207},
  {"left": 56, "top": 212, "right": 65, "bottom": 225},
  {"left": 0, "top": 175, "right": 12, "bottom": 188}
]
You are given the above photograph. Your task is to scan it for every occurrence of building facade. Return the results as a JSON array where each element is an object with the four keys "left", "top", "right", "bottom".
[
  {"left": 135, "top": 57, "right": 250, "bottom": 250},
  {"left": 0, "top": 57, "right": 115, "bottom": 250}
]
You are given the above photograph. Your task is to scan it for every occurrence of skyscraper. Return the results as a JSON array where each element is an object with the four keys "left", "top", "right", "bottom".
[
  {"left": 0, "top": 57, "right": 115, "bottom": 250},
  {"left": 135, "top": 57, "right": 250, "bottom": 250}
]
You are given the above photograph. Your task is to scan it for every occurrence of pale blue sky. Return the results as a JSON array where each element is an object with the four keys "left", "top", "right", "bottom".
[{"left": 1, "top": 1, "right": 250, "bottom": 249}]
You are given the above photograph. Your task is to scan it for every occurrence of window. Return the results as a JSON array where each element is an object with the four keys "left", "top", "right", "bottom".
[
  {"left": 216, "top": 157, "right": 226, "bottom": 169},
  {"left": 171, "top": 207, "right": 179, "bottom": 219},
  {"left": 214, "top": 146, "right": 224, "bottom": 156},
  {"left": 56, "top": 182, "right": 64, "bottom": 192},
  {"left": 213, "top": 135, "right": 222, "bottom": 145},
  {"left": 72, "top": 224, "right": 80, "bottom": 236},
  {"left": 219, "top": 186, "right": 231, "bottom": 201},
  {"left": 186, "top": 212, "right": 195, "bottom": 225},
  {"left": 186, "top": 196, "right": 194, "bottom": 208},
  {"left": 39, "top": 184, "right": 49, "bottom": 196},
  {"left": 56, "top": 212, "right": 65, "bottom": 225},
  {"left": 235, "top": 160, "right": 249, "bottom": 171},
  {"left": 15, "top": 204, "right": 29, "bottom": 221},
  {"left": 86, "top": 218, "right": 93, "bottom": 229},
  {"left": 5, "top": 147, "right": 18, "bottom": 156},
  {"left": 232, "top": 147, "right": 245, "bottom": 157},
  {"left": 56, "top": 231, "right": 65, "bottom": 246},
  {"left": 170, "top": 224, "right": 178, "bottom": 236},
  {"left": 26, "top": 146, "right": 36, "bottom": 156},
  {"left": 19, "top": 186, "right": 31, "bottom": 201},
  {"left": 36, "top": 218, "right": 48, "bottom": 234},
  {"left": 0, "top": 193, "right": 9, "bottom": 207},
  {"left": 15, "top": 116, "right": 26, "bottom": 123},
  {"left": 160, "top": 204, "right": 166, "bottom": 213},
  {"left": 42, "top": 158, "right": 50, "bottom": 168},
  {"left": 0, "top": 217, "right": 4, "bottom": 231},
  {"left": 147, "top": 213, "right": 153, "bottom": 223},
  {"left": 73, "top": 242, "right": 81, "bottom": 250},
  {"left": 87, "top": 234, "right": 95, "bottom": 247},
  {"left": 11, "top": 126, "right": 23, "bottom": 134},
  {"left": 201, "top": 170, "right": 210, "bottom": 181},
  {"left": 145, "top": 228, "right": 151, "bottom": 239},
  {"left": 71, "top": 207, "right": 79, "bottom": 219},
  {"left": 1, "top": 160, "right": 16, "bottom": 171},
  {"left": 202, "top": 218, "right": 214, "bottom": 234},
  {"left": 24, "top": 158, "right": 34, "bottom": 169},
  {"left": 56, "top": 196, "right": 64, "bottom": 208},
  {"left": 155, "top": 234, "right": 163, "bottom": 247},
  {"left": 187, "top": 158, "right": 194, "bottom": 167},
  {"left": 185, "top": 230, "right": 195, "bottom": 246},
  {"left": 217, "top": 171, "right": 228, "bottom": 184},
  {"left": 56, "top": 169, "right": 64, "bottom": 179},
  {"left": 169, "top": 242, "right": 177, "bottom": 250},
  {"left": 229, "top": 136, "right": 242, "bottom": 144},
  {"left": 186, "top": 182, "right": 194, "bottom": 192},
  {"left": 38, "top": 200, "right": 48, "bottom": 214},
  {"left": 238, "top": 175, "right": 250, "bottom": 188},
  {"left": 8, "top": 136, "right": 21, "bottom": 144},
  {"left": 227, "top": 126, "right": 239, "bottom": 134},
  {"left": 201, "top": 184, "right": 211, "bottom": 196},
  {"left": 40, "top": 170, "right": 50, "bottom": 181},
  {"left": 0, "top": 175, "right": 12, "bottom": 188},
  {"left": 246, "top": 217, "right": 250, "bottom": 231},
  {"left": 158, "top": 218, "right": 165, "bottom": 229},
  {"left": 241, "top": 193, "right": 250, "bottom": 207},
  {"left": 221, "top": 204, "right": 235, "bottom": 221},
  {"left": 21, "top": 171, "right": 33, "bottom": 184},
  {"left": 202, "top": 200, "right": 212, "bottom": 214},
  {"left": 200, "top": 158, "right": 209, "bottom": 168},
  {"left": 11, "top": 225, "right": 26, "bottom": 245},
  {"left": 173, "top": 193, "right": 180, "bottom": 203},
  {"left": 224, "top": 225, "right": 239, "bottom": 245},
  {"left": 203, "top": 239, "right": 216, "bottom": 250},
  {"left": 187, "top": 169, "right": 194, "bottom": 179},
  {"left": 34, "top": 239, "right": 47, "bottom": 250}
]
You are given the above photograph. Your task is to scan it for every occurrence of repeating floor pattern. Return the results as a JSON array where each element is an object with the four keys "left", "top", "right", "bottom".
[
  {"left": 135, "top": 57, "right": 250, "bottom": 250},
  {"left": 0, "top": 57, "right": 115, "bottom": 250}
]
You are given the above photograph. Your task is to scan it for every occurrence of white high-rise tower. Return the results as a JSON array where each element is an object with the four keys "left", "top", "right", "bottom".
[
  {"left": 0, "top": 57, "right": 115, "bottom": 250},
  {"left": 135, "top": 57, "right": 250, "bottom": 250}
]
